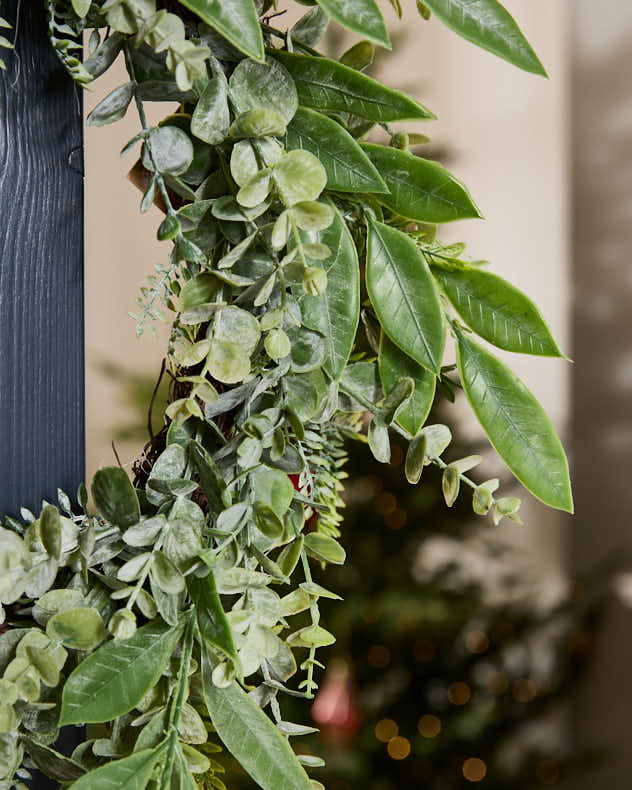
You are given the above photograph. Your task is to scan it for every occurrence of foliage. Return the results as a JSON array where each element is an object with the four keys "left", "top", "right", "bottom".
[{"left": 0, "top": 1, "right": 572, "bottom": 788}]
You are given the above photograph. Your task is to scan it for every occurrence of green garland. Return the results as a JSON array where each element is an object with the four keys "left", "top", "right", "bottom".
[{"left": 0, "top": 1, "right": 571, "bottom": 788}]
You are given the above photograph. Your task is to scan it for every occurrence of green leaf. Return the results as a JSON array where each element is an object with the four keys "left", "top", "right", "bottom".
[
  {"left": 422, "top": 0, "right": 546, "bottom": 75},
  {"left": 455, "top": 330, "right": 573, "bottom": 512},
  {"left": 191, "top": 61, "right": 230, "bottom": 144},
  {"left": 87, "top": 83, "right": 133, "bottom": 126},
  {"left": 142, "top": 126, "right": 194, "bottom": 176},
  {"left": 273, "top": 52, "right": 434, "bottom": 122},
  {"left": 208, "top": 340, "right": 251, "bottom": 384},
  {"left": 189, "top": 441, "right": 230, "bottom": 515},
  {"left": 299, "top": 202, "right": 359, "bottom": 379},
  {"left": 433, "top": 266, "right": 563, "bottom": 356},
  {"left": 366, "top": 219, "right": 445, "bottom": 374},
  {"left": 230, "top": 57, "right": 298, "bottom": 124},
  {"left": 252, "top": 468, "right": 294, "bottom": 518},
  {"left": 273, "top": 150, "right": 327, "bottom": 207},
  {"left": 303, "top": 532, "right": 346, "bottom": 564},
  {"left": 202, "top": 655, "right": 313, "bottom": 790},
  {"left": 91, "top": 467, "right": 140, "bottom": 530},
  {"left": 22, "top": 738, "right": 85, "bottom": 783},
  {"left": 178, "top": 0, "right": 264, "bottom": 62},
  {"left": 68, "top": 745, "right": 165, "bottom": 790},
  {"left": 361, "top": 143, "right": 481, "bottom": 223},
  {"left": 405, "top": 433, "right": 427, "bottom": 484},
  {"left": 368, "top": 419, "right": 390, "bottom": 463},
  {"left": 230, "top": 109, "right": 287, "bottom": 139},
  {"left": 71, "top": 0, "right": 92, "bottom": 18},
  {"left": 291, "top": 7, "right": 329, "bottom": 47},
  {"left": 60, "top": 621, "right": 184, "bottom": 725},
  {"left": 188, "top": 571, "right": 240, "bottom": 674},
  {"left": 379, "top": 334, "right": 436, "bottom": 435},
  {"left": 316, "top": 0, "right": 390, "bottom": 49},
  {"left": 285, "top": 107, "right": 387, "bottom": 194},
  {"left": 47, "top": 607, "right": 106, "bottom": 651}
]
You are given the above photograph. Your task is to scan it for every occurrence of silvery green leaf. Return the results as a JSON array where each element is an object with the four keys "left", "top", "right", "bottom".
[
  {"left": 46, "top": 607, "right": 106, "bottom": 651},
  {"left": 65, "top": 744, "right": 165, "bottom": 790},
  {"left": 287, "top": 624, "right": 335, "bottom": 648},
  {"left": 33, "top": 589, "right": 84, "bottom": 627},
  {"left": 87, "top": 83, "right": 134, "bottom": 127},
  {"left": 231, "top": 138, "right": 283, "bottom": 187},
  {"left": 273, "top": 150, "right": 327, "bottom": 207},
  {"left": 123, "top": 516, "right": 167, "bottom": 547},
  {"left": 303, "top": 533, "right": 346, "bottom": 565},
  {"left": 376, "top": 377, "right": 414, "bottom": 426},
  {"left": 300, "top": 582, "right": 342, "bottom": 600},
  {"left": 23, "top": 557, "right": 58, "bottom": 599},
  {"left": 291, "top": 7, "right": 329, "bottom": 47},
  {"left": 208, "top": 340, "right": 251, "bottom": 384},
  {"left": 0, "top": 528, "right": 30, "bottom": 604},
  {"left": 405, "top": 433, "right": 427, "bottom": 484},
  {"left": 142, "top": 126, "right": 194, "bottom": 176},
  {"left": 214, "top": 567, "right": 272, "bottom": 594},
  {"left": 291, "top": 201, "right": 334, "bottom": 231},
  {"left": 150, "top": 551, "right": 185, "bottom": 594},
  {"left": 213, "top": 305, "right": 261, "bottom": 354},
  {"left": 442, "top": 465, "right": 460, "bottom": 507},
  {"left": 118, "top": 552, "right": 153, "bottom": 583},
  {"left": 287, "top": 326, "right": 326, "bottom": 373},
  {"left": 237, "top": 169, "right": 272, "bottom": 208},
  {"left": 216, "top": 503, "right": 251, "bottom": 534},
  {"left": 91, "top": 467, "right": 140, "bottom": 530},
  {"left": 230, "top": 109, "right": 287, "bottom": 139},
  {"left": 230, "top": 57, "right": 298, "bottom": 124},
  {"left": 252, "top": 467, "right": 294, "bottom": 517},
  {"left": 368, "top": 419, "right": 390, "bottom": 464},
  {"left": 163, "top": 521, "right": 202, "bottom": 573},
  {"left": 316, "top": 0, "right": 390, "bottom": 48},
  {"left": 191, "top": 59, "right": 230, "bottom": 144}
]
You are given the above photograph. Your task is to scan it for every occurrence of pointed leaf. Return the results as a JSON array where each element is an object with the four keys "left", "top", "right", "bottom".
[
  {"left": 299, "top": 202, "right": 360, "bottom": 379},
  {"left": 68, "top": 745, "right": 165, "bottom": 790},
  {"left": 362, "top": 143, "right": 481, "bottom": 223},
  {"left": 422, "top": 0, "right": 546, "bottom": 75},
  {"left": 456, "top": 330, "right": 573, "bottom": 512},
  {"left": 273, "top": 52, "right": 434, "bottom": 122},
  {"left": 366, "top": 219, "right": 445, "bottom": 374},
  {"left": 60, "top": 621, "right": 184, "bottom": 725},
  {"left": 179, "top": 0, "right": 264, "bottom": 61},
  {"left": 316, "top": 0, "right": 390, "bottom": 49},
  {"left": 379, "top": 334, "right": 436, "bottom": 435},
  {"left": 202, "top": 654, "right": 313, "bottom": 790},
  {"left": 433, "top": 266, "right": 563, "bottom": 356},
  {"left": 191, "top": 61, "right": 230, "bottom": 144},
  {"left": 188, "top": 570, "right": 240, "bottom": 675},
  {"left": 286, "top": 107, "right": 387, "bottom": 194}
]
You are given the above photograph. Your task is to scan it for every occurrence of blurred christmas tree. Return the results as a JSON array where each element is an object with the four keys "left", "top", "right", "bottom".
[{"left": 291, "top": 430, "right": 601, "bottom": 790}]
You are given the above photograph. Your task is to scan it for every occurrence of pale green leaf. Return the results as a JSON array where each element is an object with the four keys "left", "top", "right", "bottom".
[
  {"left": 273, "top": 52, "right": 434, "bottom": 121},
  {"left": 433, "top": 266, "right": 563, "bottom": 356},
  {"left": 191, "top": 61, "right": 230, "bottom": 144},
  {"left": 316, "top": 0, "right": 390, "bottom": 49},
  {"left": 230, "top": 57, "right": 298, "bottom": 124},
  {"left": 422, "top": 0, "right": 546, "bottom": 75},
  {"left": 456, "top": 330, "right": 573, "bottom": 512},
  {"left": 91, "top": 467, "right": 140, "bottom": 530},
  {"left": 68, "top": 745, "right": 165, "bottom": 790},
  {"left": 366, "top": 219, "right": 445, "bottom": 373},
  {"left": 362, "top": 143, "right": 481, "bottom": 223}
]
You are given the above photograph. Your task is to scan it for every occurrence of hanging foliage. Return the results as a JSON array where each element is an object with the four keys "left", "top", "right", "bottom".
[{"left": 0, "top": 1, "right": 571, "bottom": 787}]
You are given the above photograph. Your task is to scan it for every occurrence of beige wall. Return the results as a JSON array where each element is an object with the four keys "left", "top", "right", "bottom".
[{"left": 85, "top": 2, "right": 571, "bottom": 575}]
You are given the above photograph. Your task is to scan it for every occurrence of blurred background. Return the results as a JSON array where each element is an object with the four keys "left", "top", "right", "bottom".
[{"left": 83, "top": 1, "right": 632, "bottom": 786}]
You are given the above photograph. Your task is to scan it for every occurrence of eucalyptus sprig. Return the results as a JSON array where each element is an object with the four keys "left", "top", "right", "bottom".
[{"left": 0, "top": 1, "right": 571, "bottom": 788}]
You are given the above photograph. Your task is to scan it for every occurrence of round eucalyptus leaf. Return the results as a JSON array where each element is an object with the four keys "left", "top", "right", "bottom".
[
  {"left": 287, "top": 624, "right": 335, "bottom": 648},
  {"left": 142, "top": 126, "right": 194, "bottom": 176},
  {"left": 252, "top": 467, "right": 294, "bottom": 517},
  {"left": 208, "top": 340, "right": 251, "bottom": 384},
  {"left": 273, "top": 150, "right": 327, "bottom": 207},
  {"left": 271, "top": 209, "right": 293, "bottom": 250},
  {"left": 231, "top": 138, "right": 283, "bottom": 186},
  {"left": 213, "top": 305, "right": 261, "bottom": 354},
  {"left": 0, "top": 528, "right": 30, "bottom": 604},
  {"left": 150, "top": 552, "right": 185, "bottom": 594},
  {"left": 33, "top": 589, "right": 84, "bottom": 627},
  {"left": 179, "top": 272, "right": 221, "bottom": 311},
  {"left": 46, "top": 607, "right": 106, "bottom": 651},
  {"left": 230, "top": 109, "right": 287, "bottom": 140},
  {"left": 265, "top": 328, "right": 291, "bottom": 360},
  {"left": 123, "top": 516, "right": 167, "bottom": 547},
  {"left": 237, "top": 170, "right": 272, "bottom": 208},
  {"left": 286, "top": 326, "right": 326, "bottom": 372},
  {"left": 108, "top": 609, "right": 137, "bottom": 640},
  {"left": 254, "top": 503, "right": 284, "bottom": 540},
  {"left": 291, "top": 201, "right": 334, "bottom": 231},
  {"left": 230, "top": 57, "right": 298, "bottom": 124}
]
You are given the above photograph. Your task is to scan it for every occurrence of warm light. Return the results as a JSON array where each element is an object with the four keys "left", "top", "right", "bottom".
[
  {"left": 413, "top": 639, "right": 436, "bottom": 662},
  {"left": 386, "top": 508, "right": 407, "bottom": 530},
  {"left": 512, "top": 678, "right": 536, "bottom": 703},
  {"left": 387, "top": 736, "right": 411, "bottom": 760},
  {"left": 375, "top": 491, "right": 397, "bottom": 516},
  {"left": 465, "top": 630, "right": 489, "bottom": 654},
  {"left": 448, "top": 681, "right": 471, "bottom": 705},
  {"left": 368, "top": 644, "right": 391, "bottom": 668},
  {"left": 375, "top": 718, "right": 398, "bottom": 742},
  {"left": 486, "top": 671, "right": 508, "bottom": 695},
  {"left": 418, "top": 714, "right": 441, "bottom": 738},
  {"left": 462, "top": 758, "right": 487, "bottom": 782}
]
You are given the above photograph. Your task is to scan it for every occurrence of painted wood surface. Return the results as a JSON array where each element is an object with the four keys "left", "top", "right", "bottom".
[{"left": 0, "top": 0, "right": 84, "bottom": 519}]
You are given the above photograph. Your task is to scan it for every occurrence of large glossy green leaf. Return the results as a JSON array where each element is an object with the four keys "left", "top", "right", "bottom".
[
  {"left": 315, "top": 0, "right": 390, "bottom": 49},
  {"left": 455, "top": 330, "right": 572, "bottom": 512},
  {"left": 299, "top": 202, "right": 360, "bottom": 379},
  {"left": 91, "top": 467, "right": 140, "bottom": 530},
  {"left": 433, "top": 266, "right": 563, "bottom": 356},
  {"left": 366, "top": 219, "right": 445, "bottom": 374},
  {"left": 201, "top": 653, "right": 312, "bottom": 790},
  {"left": 68, "top": 745, "right": 165, "bottom": 790},
  {"left": 286, "top": 107, "right": 387, "bottom": 194},
  {"left": 362, "top": 143, "right": 481, "bottom": 223},
  {"left": 178, "top": 0, "right": 264, "bottom": 62},
  {"left": 379, "top": 334, "right": 436, "bottom": 436},
  {"left": 188, "top": 571, "right": 240, "bottom": 674},
  {"left": 422, "top": 0, "right": 546, "bottom": 75},
  {"left": 273, "top": 52, "right": 434, "bottom": 122},
  {"left": 60, "top": 621, "right": 184, "bottom": 725}
]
